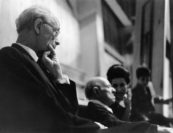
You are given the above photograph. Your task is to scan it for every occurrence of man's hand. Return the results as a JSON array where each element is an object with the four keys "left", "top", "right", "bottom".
[
  {"left": 157, "top": 125, "right": 173, "bottom": 133},
  {"left": 42, "top": 44, "right": 69, "bottom": 84},
  {"left": 154, "top": 97, "right": 173, "bottom": 104}
]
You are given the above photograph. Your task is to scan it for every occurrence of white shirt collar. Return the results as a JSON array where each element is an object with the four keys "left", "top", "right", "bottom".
[
  {"left": 89, "top": 99, "right": 113, "bottom": 113},
  {"left": 119, "top": 100, "right": 125, "bottom": 107},
  {"left": 16, "top": 43, "right": 38, "bottom": 62}
]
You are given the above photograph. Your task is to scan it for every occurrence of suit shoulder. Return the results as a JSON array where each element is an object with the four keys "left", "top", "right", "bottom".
[
  {"left": 0, "top": 46, "right": 13, "bottom": 52},
  {"left": 0, "top": 46, "right": 19, "bottom": 57},
  {"left": 88, "top": 102, "right": 107, "bottom": 112}
]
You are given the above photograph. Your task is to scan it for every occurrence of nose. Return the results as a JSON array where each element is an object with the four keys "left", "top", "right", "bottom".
[
  {"left": 111, "top": 87, "right": 116, "bottom": 94},
  {"left": 54, "top": 37, "right": 60, "bottom": 45}
]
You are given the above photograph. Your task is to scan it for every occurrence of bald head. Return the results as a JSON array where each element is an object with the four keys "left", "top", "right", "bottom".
[{"left": 85, "top": 77, "right": 116, "bottom": 106}]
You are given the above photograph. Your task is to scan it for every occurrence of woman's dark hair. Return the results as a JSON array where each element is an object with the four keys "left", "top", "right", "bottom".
[{"left": 107, "top": 64, "right": 130, "bottom": 84}]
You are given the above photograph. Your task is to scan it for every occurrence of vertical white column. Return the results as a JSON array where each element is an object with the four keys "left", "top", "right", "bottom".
[{"left": 163, "top": 0, "right": 171, "bottom": 117}]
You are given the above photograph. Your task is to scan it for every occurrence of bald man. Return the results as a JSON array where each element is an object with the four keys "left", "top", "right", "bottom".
[{"left": 84, "top": 77, "right": 173, "bottom": 133}]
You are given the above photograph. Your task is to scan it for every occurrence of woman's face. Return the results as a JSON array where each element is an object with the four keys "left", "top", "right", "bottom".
[{"left": 111, "top": 78, "right": 128, "bottom": 102}]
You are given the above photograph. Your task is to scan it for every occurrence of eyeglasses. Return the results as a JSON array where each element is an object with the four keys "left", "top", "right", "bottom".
[
  {"left": 43, "top": 22, "right": 60, "bottom": 40},
  {"left": 112, "top": 83, "right": 126, "bottom": 88}
]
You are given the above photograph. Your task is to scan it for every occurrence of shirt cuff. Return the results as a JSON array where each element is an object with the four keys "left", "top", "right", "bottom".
[{"left": 54, "top": 74, "right": 70, "bottom": 84}]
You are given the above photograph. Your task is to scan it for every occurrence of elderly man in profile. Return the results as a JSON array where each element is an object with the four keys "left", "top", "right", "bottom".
[
  {"left": 0, "top": 6, "right": 102, "bottom": 133},
  {"left": 0, "top": 5, "right": 172, "bottom": 133}
]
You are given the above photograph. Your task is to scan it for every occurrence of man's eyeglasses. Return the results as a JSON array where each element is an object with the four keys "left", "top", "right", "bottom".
[{"left": 43, "top": 22, "right": 60, "bottom": 40}]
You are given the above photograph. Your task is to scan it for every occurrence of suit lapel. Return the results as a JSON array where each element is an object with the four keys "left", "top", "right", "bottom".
[
  {"left": 12, "top": 44, "right": 56, "bottom": 92},
  {"left": 12, "top": 44, "right": 73, "bottom": 111}
]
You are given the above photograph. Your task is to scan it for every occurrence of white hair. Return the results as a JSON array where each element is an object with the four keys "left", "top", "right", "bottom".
[{"left": 15, "top": 5, "right": 59, "bottom": 33}]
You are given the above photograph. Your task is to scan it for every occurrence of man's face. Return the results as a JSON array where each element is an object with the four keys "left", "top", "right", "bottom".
[
  {"left": 138, "top": 76, "right": 149, "bottom": 87},
  {"left": 36, "top": 18, "right": 60, "bottom": 53},
  {"left": 98, "top": 79, "right": 116, "bottom": 106},
  {"left": 111, "top": 78, "right": 128, "bottom": 102}
]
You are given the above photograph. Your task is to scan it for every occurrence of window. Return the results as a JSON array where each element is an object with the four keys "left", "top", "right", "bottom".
[
  {"left": 140, "top": 0, "right": 153, "bottom": 69},
  {"left": 102, "top": 0, "right": 125, "bottom": 55}
]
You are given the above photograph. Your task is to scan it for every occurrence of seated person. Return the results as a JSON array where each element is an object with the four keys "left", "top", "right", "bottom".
[
  {"left": 0, "top": 6, "right": 106, "bottom": 132},
  {"left": 148, "top": 81, "right": 173, "bottom": 105},
  {"left": 0, "top": 5, "right": 172, "bottom": 133},
  {"left": 107, "top": 64, "right": 132, "bottom": 121},
  {"left": 84, "top": 77, "right": 173, "bottom": 132},
  {"left": 84, "top": 77, "right": 125, "bottom": 127},
  {"left": 131, "top": 66, "right": 173, "bottom": 127}
]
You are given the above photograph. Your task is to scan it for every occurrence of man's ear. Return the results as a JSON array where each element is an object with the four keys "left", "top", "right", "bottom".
[
  {"left": 34, "top": 18, "right": 43, "bottom": 35},
  {"left": 93, "top": 86, "right": 100, "bottom": 96}
]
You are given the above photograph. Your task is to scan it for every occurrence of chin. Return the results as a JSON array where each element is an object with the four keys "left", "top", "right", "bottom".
[{"left": 112, "top": 99, "right": 116, "bottom": 103}]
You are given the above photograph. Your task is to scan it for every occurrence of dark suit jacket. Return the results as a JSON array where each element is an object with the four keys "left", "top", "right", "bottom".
[
  {"left": 0, "top": 44, "right": 98, "bottom": 132},
  {"left": 85, "top": 101, "right": 127, "bottom": 127},
  {"left": 110, "top": 102, "right": 126, "bottom": 120},
  {"left": 85, "top": 101, "right": 158, "bottom": 133},
  {"left": 0, "top": 44, "right": 158, "bottom": 133}
]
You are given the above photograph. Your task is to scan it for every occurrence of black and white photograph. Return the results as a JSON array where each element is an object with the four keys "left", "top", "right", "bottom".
[{"left": 0, "top": 0, "right": 172, "bottom": 132}]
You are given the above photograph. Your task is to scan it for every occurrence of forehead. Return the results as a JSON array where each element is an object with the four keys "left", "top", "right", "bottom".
[
  {"left": 93, "top": 78, "right": 110, "bottom": 88},
  {"left": 97, "top": 79, "right": 112, "bottom": 91},
  {"left": 45, "top": 15, "right": 60, "bottom": 30},
  {"left": 100, "top": 78, "right": 110, "bottom": 86},
  {"left": 111, "top": 78, "right": 126, "bottom": 84}
]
